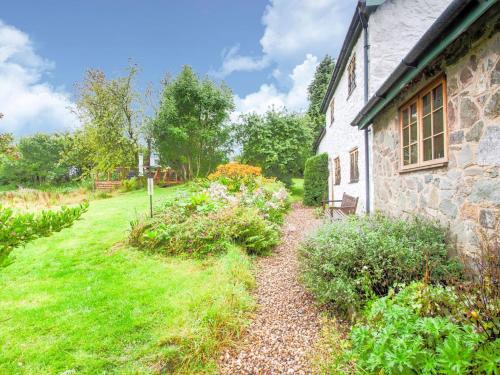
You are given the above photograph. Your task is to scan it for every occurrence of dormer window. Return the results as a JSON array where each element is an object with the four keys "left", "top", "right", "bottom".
[
  {"left": 348, "top": 54, "right": 356, "bottom": 96},
  {"left": 329, "top": 98, "right": 335, "bottom": 125}
]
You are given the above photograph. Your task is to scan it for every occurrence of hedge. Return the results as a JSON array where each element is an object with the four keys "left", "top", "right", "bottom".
[{"left": 303, "top": 153, "right": 329, "bottom": 206}]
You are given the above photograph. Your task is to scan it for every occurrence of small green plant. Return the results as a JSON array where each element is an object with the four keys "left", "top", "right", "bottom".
[
  {"left": 456, "top": 223, "right": 500, "bottom": 341},
  {"left": 120, "top": 177, "right": 145, "bottom": 192},
  {"left": 0, "top": 202, "right": 88, "bottom": 266},
  {"left": 300, "top": 214, "right": 461, "bottom": 316},
  {"left": 303, "top": 153, "right": 329, "bottom": 206},
  {"left": 347, "top": 283, "right": 499, "bottom": 374}
]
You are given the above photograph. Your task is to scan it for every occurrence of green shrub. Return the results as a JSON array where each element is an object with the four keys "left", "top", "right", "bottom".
[
  {"left": 121, "top": 177, "right": 145, "bottom": 192},
  {"left": 348, "top": 282, "right": 499, "bottom": 374},
  {"left": 129, "top": 177, "right": 288, "bottom": 258},
  {"left": 132, "top": 207, "right": 279, "bottom": 257},
  {"left": 228, "top": 207, "right": 280, "bottom": 255},
  {"left": 303, "top": 153, "right": 329, "bottom": 206},
  {"left": 0, "top": 202, "right": 88, "bottom": 266},
  {"left": 300, "top": 214, "right": 461, "bottom": 316}
]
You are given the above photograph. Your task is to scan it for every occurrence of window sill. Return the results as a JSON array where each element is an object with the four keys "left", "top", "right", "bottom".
[
  {"left": 399, "top": 161, "right": 448, "bottom": 174},
  {"left": 349, "top": 179, "right": 359, "bottom": 184}
]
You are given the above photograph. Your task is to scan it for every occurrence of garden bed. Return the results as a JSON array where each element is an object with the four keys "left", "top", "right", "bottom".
[{"left": 300, "top": 214, "right": 499, "bottom": 374}]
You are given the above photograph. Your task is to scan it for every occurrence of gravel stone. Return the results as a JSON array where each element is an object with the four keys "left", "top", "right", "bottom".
[{"left": 218, "top": 204, "right": 322, "bottom": 374}]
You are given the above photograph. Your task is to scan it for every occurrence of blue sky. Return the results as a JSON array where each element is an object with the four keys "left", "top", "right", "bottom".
[{"left": 0, "top": 0, "right": 354, "bottom": 136}]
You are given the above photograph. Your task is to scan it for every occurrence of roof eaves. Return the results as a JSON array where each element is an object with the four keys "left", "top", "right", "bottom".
[
  {"left": 313, "top": 127, "right": 326, "bottom": 153},
  {"left": 351, "top": 0, "right": 494, "bottom": 129},
  {"left": 319, "top": 3, "right": 364, "bottom": 114}
]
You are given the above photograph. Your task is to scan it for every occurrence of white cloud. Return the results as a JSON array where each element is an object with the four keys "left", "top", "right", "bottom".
[
  {"left": 211, "top": 45, "right": 270, "bottom": 78},
  {"left": 260, "top": 0, "right": 352, "bottom": 63},
  {"left": 0, "top": 20, "right": 78, "bottom": 136},
  {"left": 217, "top": 0, "right": 352, "bottom": 78},
  {"left": 233, "top": 54, "right": 318, "bottom": 120},
  {"left": 219, "top": 0, "right": 353, "bottom": 117}
]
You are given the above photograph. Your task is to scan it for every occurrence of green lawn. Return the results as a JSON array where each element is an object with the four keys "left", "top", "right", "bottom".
[
  {"left": 0, "top": 187, "right": 254, "bottom": 374},
  {"left": 289, "top": 178, "right": 304, "bottom": 203}
]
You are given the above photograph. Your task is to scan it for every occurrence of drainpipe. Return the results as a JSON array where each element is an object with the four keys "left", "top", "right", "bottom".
[{"left": 358, "top": 5, "right": 371, "bottom": 214}]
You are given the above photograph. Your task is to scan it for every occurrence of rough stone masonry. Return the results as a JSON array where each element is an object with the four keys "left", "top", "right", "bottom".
[{"left": 371, "top": 31, "right": 499, "bottom": 258}]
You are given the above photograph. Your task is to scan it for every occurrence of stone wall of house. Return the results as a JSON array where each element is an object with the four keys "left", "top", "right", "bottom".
[{"left": 372, "top": 32, "right": 499, "bottom": 256}]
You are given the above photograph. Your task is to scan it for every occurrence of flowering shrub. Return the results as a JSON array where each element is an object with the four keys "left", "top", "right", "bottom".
[
  {"left": 129, "top": 176, "right": 289, "bottom": 257},
  {"left": 208, "top": 163, "right": 261, "bottom": 180},
  {"left": 208, "top": 163, "right": 263, "bottom": 192}
]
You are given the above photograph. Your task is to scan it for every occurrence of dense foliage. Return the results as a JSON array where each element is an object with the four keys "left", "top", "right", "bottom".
[
  {"left": 152, "top": 66, "right": 234, "bottom": 180},
  {"left": 348, "top": 282, "right": 499, "bottom": 374},
  {"left": 0, "top": 133, "right": 72, "bottom": 185},
  {"left": 235, "top": 109, "right": 313, "bottom": 186},
  {"left": 0, "top": 202, "right": 88, "bottom": 266},
  {"left": 303, "top": 153, "right": 329, "bottom": 206},
  {"left": 129, "top": 165, "right": 289, "bottom": 257},
  {"left": 307, "top": 55, "right": 335, "bottom": 140},
  {"left": 74, "top": 65, "right": 141, "bottom": 174},
  {"left": 300, "top": 214, "right": 461, "bottom": 316}
]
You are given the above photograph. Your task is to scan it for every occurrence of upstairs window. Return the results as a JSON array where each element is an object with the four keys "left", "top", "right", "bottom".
[
  {"left": 350, "top": 148, "right": 359, "bottom": 183},
  {"left": 334, "top": 157, "right": 341, "bottom": 185},
  {"left": 348, "top": 54, "right": 356, "bottom": 96},
  {"left": 400, "top": 77, "right": 447, "bottom": 170},
  {"left": 329, "top": 98, "right": 335, "bottom": 125}
]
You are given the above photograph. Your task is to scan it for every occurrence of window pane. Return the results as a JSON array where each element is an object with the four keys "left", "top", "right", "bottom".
[
  {"left": 403, "top": 127, "right": 409, "bottom": 146},
  {"left": 423, "top": 93, "right": 431, "bottom": 115},
  {"left": 402, "top": 109, "right": 409, "bottom": 126},
  {"left": 423, "top": 115, "right": 432, "bottom": 138},
  {"left": 403, "top": 147, "right": 410, "bottom": 165},
  {"left": 423, "top": 138, "right": 432, "bottom": 161},
  {"left": 433, "top": 108, "right": 443, "bottom": 134},
  {"left": 410, "top": 103, "right": 417, "bottom": 123},
  {"left": 434, "top": 134, "right": 444, "bottom": 159},
  {"left": 410, "top": 144, "right": 418, "bottom": 164},
  {"left": 433, "top": 84, "right": 443, "bottom": 109},
  {"left": 410, "top": 123, "right": 418, "bottom": 143}
]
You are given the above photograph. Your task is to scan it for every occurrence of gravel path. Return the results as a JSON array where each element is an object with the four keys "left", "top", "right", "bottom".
[{"left": 218, "top": 203, "right": 322, "bottom": 374}]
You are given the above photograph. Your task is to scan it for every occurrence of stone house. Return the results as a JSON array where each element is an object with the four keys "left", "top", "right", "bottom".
[
  {"left": 347, "top": 0, "right": 499, "bottom": 256},
  {"left": 316, "top": 0, "right": 455, "bottom": 214}
]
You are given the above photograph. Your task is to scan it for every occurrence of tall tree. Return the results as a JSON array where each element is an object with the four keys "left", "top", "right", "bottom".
[
  {"left": 152, "top": 66, "right": 234, "bottom": 179},
  {"left": 307, "top": 55, "right": 335, "bottom": 140},
  {"left": 0, "top": 133, "right": 16, "bottom": 159},
  {"left": 0, "top": 133, "right": 68, "bottom": 184},
  {"left": 235, "top": 109, "right": 313, "bottom": 186},
  {"left": 74, "top": 64, "right": 141, "bottom": 174}
]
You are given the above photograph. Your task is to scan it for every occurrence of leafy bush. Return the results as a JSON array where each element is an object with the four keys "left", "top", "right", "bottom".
[
  {"left": 456, "top": 224, "right": 500, "bottom": 341},
  {"left": 132, "top": 206, "right": 279, "bottom": 257},
  {"left": 0, "top": 202, "right": 88, "bottom": 266},
  {"left": 303, "top": 153, "right": 329, "bottom": 206},
  {"left": 121, "top": 177, "right": 145, "bottom": 192},
  {"left": 300, "top": 214, "right": 461, "bottom": 316},
  {"left": 348, "top": 283, "right": 499, "bottom": 374},
  {"left": 228, "top": 207, "right": 280, "bottom": 255},
  {"left": 129, "top": 178, "right": 288, "bottom": 257}
]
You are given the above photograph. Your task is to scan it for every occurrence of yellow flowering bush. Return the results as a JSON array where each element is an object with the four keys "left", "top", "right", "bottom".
[
  {"left": 208, "top": 163, "right": 261, "bottom": 180},
  {"left": 208, "top": 163, "right": 263, "bottom": 192}
]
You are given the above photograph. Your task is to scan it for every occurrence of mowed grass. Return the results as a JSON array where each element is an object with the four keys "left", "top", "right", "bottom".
[
  {"left": 289, "top": 178, "right": 304, "bottom": 203},
  {"left": 0, "top": 186, "right": 255, "bottom": 374}
]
